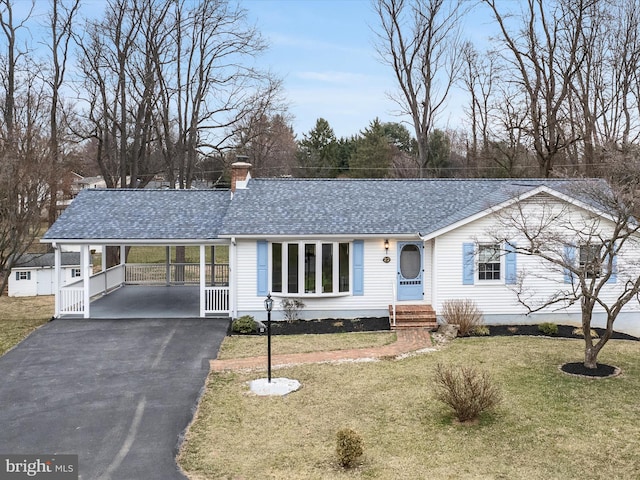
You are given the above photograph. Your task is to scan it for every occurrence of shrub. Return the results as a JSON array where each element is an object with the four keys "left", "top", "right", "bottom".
[
  {"left": 280, "top": 298, "right": 305, "bottom": 322},
  {"left": 231, "top": 315, "right": 257, "bottom": 334},
  {"left": 573, "top": 327, "right": 599, "bottom": 339},
  {"left": 538, "top": 322, "right": 558, "bottom": 335},
  {"left": 434, "top": 363, "right": 501, "bottom": 423},
  {"left": 440, "top": 299, "right": 485, "bottom": 336},
  {"left": 336, "top": 428, "right": 364, "bottom": 468},
  {"left": 472, "top": 325, "right": 490, "bottom": 336}
]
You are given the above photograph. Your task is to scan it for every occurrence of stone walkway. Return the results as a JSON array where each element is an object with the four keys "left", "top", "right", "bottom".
[{"left": 210, "top": 328, "right": 434, "bottom": 372}]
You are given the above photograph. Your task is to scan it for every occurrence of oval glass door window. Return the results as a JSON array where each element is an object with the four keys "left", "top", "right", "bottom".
[{"left": 400, "top": 244, "right": 421, "bottom": 279}]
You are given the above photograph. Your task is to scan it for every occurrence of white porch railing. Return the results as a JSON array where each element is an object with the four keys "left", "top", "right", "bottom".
[
  {"left": 59, "top": 263, "right": 230, "bottom": 316},
  {"left": 90, "top": 264, "right": 125, "bottom": 297},
  {"left": 60, "top": 286, "right": 84, "bottom": 315},
  {"left": 125, "top": 263, "right": 229, "bottom": 286},
  {"left": 204, "top": 286, "right": 230, "bottom": 314}
]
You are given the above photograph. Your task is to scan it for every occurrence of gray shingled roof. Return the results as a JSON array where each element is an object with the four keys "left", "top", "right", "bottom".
[
  {"left": 43, "top": 189, "right": 231, "bottom": 241},
  {"left": 14, "top": 252, "right": 80, "bottom": 268},
  {"left": 220, "top": 178, "right": 584, "bottom": 236},
  {"left": 42, "top": 179, "right": 604, "bottom": 241}
]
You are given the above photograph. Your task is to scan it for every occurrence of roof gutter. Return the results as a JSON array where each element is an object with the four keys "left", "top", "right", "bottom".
[{"left": 40, "top": 238, "right": 230, "bottom": 246}]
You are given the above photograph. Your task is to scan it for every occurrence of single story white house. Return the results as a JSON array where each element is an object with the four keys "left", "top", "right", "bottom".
[
  {"left": 40, "top": 163, "right": 640, "bottom": 329},
  {"left": 9, "top": 253, "right": 81, "bottom": 297}
]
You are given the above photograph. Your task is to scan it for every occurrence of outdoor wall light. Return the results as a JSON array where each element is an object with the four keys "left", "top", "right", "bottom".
[{"left": 383, "top": 239, "right": 391, "bottom": 263}]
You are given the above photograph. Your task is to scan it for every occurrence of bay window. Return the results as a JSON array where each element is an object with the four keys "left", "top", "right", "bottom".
[{"left": 272, "top": 241, "right": 351, "bottom": 295}]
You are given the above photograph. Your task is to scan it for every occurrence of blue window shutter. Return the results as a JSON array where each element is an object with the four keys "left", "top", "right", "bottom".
[
  {"left": 257, "top": 240, "right": 268, "bottom": 296},
  {"left": 505, "top": 243, "right": 517, "bottom": 285},
  {"left": 564, "top": 245, "right": 576, "bottom": 283},
  {"left": 353, "top": 240, "right": 364, "bottom": 296},
  {"left": 462, "top": 243, "right": 474, "bottom": 285},
  {"left": 607, "top": 242, "right": 618, "bottom": 284},
  {"left": 15, "top": 272, "right": 19, "bottom": 281}
]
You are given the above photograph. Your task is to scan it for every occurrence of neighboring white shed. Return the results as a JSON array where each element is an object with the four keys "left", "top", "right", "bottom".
[{"left": 9, "top": 253, "right": 81, "bottom": 297}]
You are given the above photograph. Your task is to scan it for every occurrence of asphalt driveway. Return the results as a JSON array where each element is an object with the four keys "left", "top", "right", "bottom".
[{"left": 0, "top": 318, "right": 229, "bottom": 479}]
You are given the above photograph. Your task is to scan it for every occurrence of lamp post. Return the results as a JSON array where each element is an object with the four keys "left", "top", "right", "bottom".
[{"left": 264, "top": 293, "right": 274, "bottom": 383}]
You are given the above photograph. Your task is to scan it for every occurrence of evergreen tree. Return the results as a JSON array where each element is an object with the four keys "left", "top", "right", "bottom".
[
  {"left": 426, "top": 129, "right": 451, "bottom": 177},
  {"left": 296, "top": 118, "right": 340, "bottom": 177},
  {"left": 349, "top": 118, "right": 392, "bottom": 178}
]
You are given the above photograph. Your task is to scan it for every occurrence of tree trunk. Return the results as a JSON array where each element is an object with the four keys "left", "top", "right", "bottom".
[
  {"left": 583, "top": 344, "right": 599, "bottom": 369},
  {"left": 582, "top": 302, "right": 599, "bottom": 369}
]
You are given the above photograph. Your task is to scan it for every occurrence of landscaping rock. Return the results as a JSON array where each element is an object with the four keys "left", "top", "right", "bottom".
[{"left": 437, "top": 323, "right": 459, "bottom": 340}]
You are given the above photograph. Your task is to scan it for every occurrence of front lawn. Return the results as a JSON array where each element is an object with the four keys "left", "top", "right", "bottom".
[
  {"left": 0, "top": 296, "right": 54, "bottom": 356},
  {"left": 179, "top": 335, "right": 640, "bottom": 479},
  {"left": 217, "top": 331, "right": 397, "bottom": 360}
]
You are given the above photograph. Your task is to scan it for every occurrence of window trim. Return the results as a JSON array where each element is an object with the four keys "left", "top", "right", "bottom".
[
  {"left": 16, "top": 271, "right": 31, "bottom": 281},
  {"left": 477, "top": 243, "right": 502, "bottom": 282},
  {"left": 270, "top": 241, "right": 352, "bottom": 297}
]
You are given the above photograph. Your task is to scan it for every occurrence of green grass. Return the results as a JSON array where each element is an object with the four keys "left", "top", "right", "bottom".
[
  {"left": 179, "top": 336, "right": 640, "bottom": 479},
  {"left": 126, "top": 246, "right": 229, "bottom": 264},
  {"left": 217, "top": 331, "right": 397, "bottom": 360},
  {"left": 0, "top": 296, "right": 54, "bottom": 356}
]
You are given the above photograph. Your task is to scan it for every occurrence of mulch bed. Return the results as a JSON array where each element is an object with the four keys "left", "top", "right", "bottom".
[
  {"left": 560, "top": 362, "right": 620, "bottom": 378},
  {"left": 255, "top": 317, "right": 390, "bottom": 335},
  {"left": 486, "top": 324, "right": 638, "bottom": 341}
]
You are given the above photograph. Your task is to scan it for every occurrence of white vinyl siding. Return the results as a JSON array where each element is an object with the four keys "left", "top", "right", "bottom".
[
  {"left": 8, "top": 266, "right": 80, "bottom": 297},
  {"left": 434, "top": 197, "right": 640, "bottom": 316},
  {"left": 234, "top": 238, "right": 420, "bottom": 321}
]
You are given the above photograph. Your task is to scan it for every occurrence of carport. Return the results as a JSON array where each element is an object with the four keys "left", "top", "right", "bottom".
[
  {"left": 41, "top": 189, "right": 233, "bottom": 319},
  {"left": 89, "top": 285, "right": 201, "bottom": 319}
]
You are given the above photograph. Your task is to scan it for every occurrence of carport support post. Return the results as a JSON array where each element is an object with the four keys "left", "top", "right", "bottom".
[
  {"left": 165, "top": 246, "right": 171, "bottom": 286},
  {"left": 54, "top": 244, "right": 61, "bottom": 317},
  {"left": 81, "top": 245, "right": 91, "bottom": 318},
  {"left": 199, "top": 245, "right": 206, "bottom": 317}
]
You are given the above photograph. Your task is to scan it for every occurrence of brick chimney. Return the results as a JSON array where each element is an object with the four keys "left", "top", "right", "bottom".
[{"left": 231, "top": 158, "right": 252, "bottom": 193}]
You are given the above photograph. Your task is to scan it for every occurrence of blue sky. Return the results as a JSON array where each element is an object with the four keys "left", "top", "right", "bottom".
[
  {"left": 244, "top": 0, "right": 496, "bottom": 139},
  {"left": 245, "top": 0, "right": 407, "bottom": 138}
]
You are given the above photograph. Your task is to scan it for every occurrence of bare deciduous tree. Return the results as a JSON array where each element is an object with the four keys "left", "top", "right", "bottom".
[
  {"left": 491, "top": 179, "right": 640, "bottom": 369},
  {"left": 233, "top": 113, "right": 297, "bottom": 178},
  {"left": 483, "top": 0, "right": 591, "bottom": 177},
  {"left": 0, "top": 0, "right": 53, "bottom": 293},
  {"left": 374, "top": 0, "right": 465, "bottom": 177},
  {"left": 45, "top": 0, "right": 80, "bottom": 225}
]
